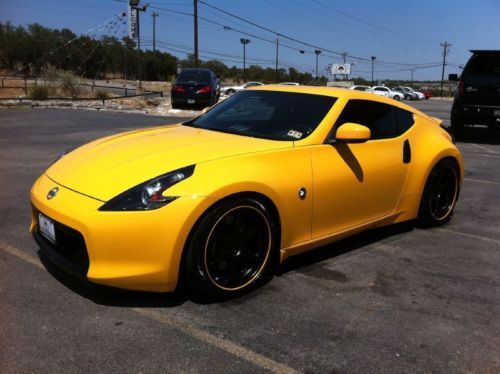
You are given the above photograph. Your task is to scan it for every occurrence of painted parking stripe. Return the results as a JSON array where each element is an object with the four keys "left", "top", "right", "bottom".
[
  {"left": 436, "top": 228, "right": 500, "bottom": 246},
  {"left": 0, "top": 241, "right": 298, "bottom": 374},
  {"left": 464, "top": 177, "right": 500, "bottom": 186},
  {"left": 468, "top": 143, "right": 500, "bottom": 155}
]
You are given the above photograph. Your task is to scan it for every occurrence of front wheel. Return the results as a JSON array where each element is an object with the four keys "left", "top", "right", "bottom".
[
  {"left": 394, "top": 95, "right": 401, "bottom": 101},
  {"left": 225, "top": 89, "right": 235, "bottom": 95},
  {"left": 183, "top": 197, "right": 277, "bottom": 299},
  {"left": 418, "top": 159, "right": 459, "bottom": 227}
]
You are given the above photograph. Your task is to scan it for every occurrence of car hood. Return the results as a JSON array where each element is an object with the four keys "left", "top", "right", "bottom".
[{"left": 46, "top": 124, "right": 291, "bottom": 201}]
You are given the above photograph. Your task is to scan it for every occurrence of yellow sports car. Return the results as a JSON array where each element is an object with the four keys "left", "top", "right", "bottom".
[{"left": 30, "top": 86, "right": 463, "bottom": 298}]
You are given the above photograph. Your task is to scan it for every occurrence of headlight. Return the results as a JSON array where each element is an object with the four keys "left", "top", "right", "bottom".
[{"left": 98, "top": 165, "right": 195, "bottom": 211}]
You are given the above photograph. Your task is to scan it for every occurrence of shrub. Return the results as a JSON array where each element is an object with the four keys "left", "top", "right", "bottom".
[
  {"left": 95, "top": 90, "right": 109, "bottom": 100},
  {"left": 28, "top": 84, "right": 52, "bottom": 100},
  {"left": 59, "top": 71, "right": 81, "bottom": 97}
]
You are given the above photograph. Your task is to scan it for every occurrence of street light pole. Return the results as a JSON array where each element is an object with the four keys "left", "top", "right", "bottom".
[
  {"left": 194, "top": 0, "right": 198, "bottom": 67},
  {"left": 275, "top": 37, "right": 279, "bottom": 83},
  {"left": 371, "top": 56, "right": 376, "bottom": 86},
  {"left": 151, "top": 12, "right": 159, "bottom": 52},
  {"left": 240, "top": 38, "right": 250, "bottom": 83},
  {"left": 314, "top": 49, "right": 321, "bottom": 79}
]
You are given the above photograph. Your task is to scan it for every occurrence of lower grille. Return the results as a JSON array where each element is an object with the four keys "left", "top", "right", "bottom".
[{"left": 33, "top": 209, "right": 89, "bottom": 277}]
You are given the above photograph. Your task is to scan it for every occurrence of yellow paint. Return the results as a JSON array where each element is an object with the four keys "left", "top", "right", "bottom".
[{"left": 30, "top": 86, "right": 463, "bottom": 292}]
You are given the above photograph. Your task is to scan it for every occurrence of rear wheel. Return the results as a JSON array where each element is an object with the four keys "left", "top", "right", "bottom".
[
  {"left": 394, "top": 95, "right": 401, "bottom": 101},
  {"left": 183, "top": 197, "right": 277, "bottom": 299},
  {"left": 226, "top": 89, "right": 235, "bottom": 95},
  {"left": 418, "top": 159, "right": 459, "bottom": 227}
]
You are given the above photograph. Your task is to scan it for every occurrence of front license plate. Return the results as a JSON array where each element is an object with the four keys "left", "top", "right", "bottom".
[
  {"left": 187, "top": 99, "right": 195, "bottom": 104},
  {"left": 39, "top": 213, "right": 56, "bottom": 244},
  {"left": 494, "top": 110, "right": 500, "bottom": 117}
]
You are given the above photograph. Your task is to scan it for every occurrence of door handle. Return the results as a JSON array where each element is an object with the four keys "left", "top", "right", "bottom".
[{"left": 403, "top": 139, "right": 411, "bottom": 164}]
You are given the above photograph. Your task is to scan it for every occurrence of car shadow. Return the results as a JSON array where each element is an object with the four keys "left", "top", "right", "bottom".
[{"left": 37, "top": 221, "right": 414, "bottom": 307}]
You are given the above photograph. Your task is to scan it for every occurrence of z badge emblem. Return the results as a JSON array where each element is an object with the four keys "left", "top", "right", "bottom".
[{"left": 47, "top": 187, "right": 59, "bottom": 200}]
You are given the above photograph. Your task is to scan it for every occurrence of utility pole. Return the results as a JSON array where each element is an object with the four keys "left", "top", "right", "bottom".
[
  {"left": 275, "top": 37, "right": 279, "bottom": 83},
  {"left": 440, "top": 41, "right": 451, "bottom": 97},
  {"left": 314, "top": 49, "right": 321, "bottom": 79},
  {"left": 240, "top": 38, "right": 250, "bottom": 83},
  {"left": 194, "top": 0, "right": 198, "bottom": 67},
  {"left": 410, "top": 68, "right": 414, "bottom": 87},
  {"left": 371, "top": 56, "right": 376, "bottom": 86},
  {"left": 151, "top": 12, "right": 159, "bottom": 52}
]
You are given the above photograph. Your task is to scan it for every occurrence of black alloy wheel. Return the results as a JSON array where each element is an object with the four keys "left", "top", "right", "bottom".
[
  {"left": 418, "top": 159, "right": 459, "bottom": 226},
  {"left": 183, "top": 197, "right": 277, "bottom": 298}
]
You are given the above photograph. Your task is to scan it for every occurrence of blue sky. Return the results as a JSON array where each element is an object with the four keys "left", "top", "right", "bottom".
[{"left": 2, "top": 0, "right": 499, "bottom": 81}]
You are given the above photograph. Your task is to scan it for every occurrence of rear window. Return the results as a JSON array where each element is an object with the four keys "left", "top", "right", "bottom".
[
  {"left": 464, "top": 54, "right": 500, "bottom": 76},
  {"left": 178, "top": 70, "right": 211, "bottom": 84}
]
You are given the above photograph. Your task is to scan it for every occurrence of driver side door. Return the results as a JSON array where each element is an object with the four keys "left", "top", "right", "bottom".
[{"left": 311, "top": 99, "right": 411, "bottom": 238}]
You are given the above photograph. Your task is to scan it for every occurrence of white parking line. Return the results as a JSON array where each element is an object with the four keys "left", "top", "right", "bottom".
[
  {"left": 436, "top": 228, "right": 500, "bottom": 246},
  {"left": 468, "top": 143, "right": 500, "bottom": 155},
  {"left": 464, "top": 177, "right": 500, "bottom": 186},
  {"left": 0, "top": 241, "right": 298, "bottom": 374}
]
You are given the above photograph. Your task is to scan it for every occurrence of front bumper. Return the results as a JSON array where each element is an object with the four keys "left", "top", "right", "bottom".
[{"left": 30, "top": 173, "right": 211, "bottom": 292}]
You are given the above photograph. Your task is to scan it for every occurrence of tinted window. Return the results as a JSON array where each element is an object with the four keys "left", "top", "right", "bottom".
[
  {"left": 374, "top": 87, "right": 388, "bottom": 92},
  {"left": 395, "top": 108, "right": 415, "bottom": 133},
  {"left": 178, "top": 70, "right": 211, "bottom": 84},
  {"left": 354, "top": 86, "right": 368, "bottom": 91},
  {"left": 334, "top": 100, "right": 398, "bottom": 139},
  {"left": 464, "top": 54, "right": 500, "bottom": 76},
  {"left": 184, "top": 91, "right": 336, "bottom": 141}
]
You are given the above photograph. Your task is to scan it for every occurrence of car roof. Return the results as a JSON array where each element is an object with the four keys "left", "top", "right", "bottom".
[
  {"left": 470, "top": 50, "right": 500, "bottom": 54},
  {"left": 247, "top": 84, "right": 432, "bottom": 118}
]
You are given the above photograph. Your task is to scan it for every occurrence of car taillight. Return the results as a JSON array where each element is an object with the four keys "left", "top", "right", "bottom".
[
  {"left": 457, "top": 80, "right": 464, "bottom": 97},
  {"left": 196, "top": 85, "right": 212, "bottom": 94},
  {"left": 172, "top": 84, "right": 185, "bottom": 93}
]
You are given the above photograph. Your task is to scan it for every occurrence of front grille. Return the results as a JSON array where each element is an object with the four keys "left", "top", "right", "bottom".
[{"left": 33, "top": 208, "right": 89, "bottom": 277}]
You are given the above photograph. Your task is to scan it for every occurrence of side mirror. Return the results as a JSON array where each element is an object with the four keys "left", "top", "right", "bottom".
[
  {"left": 448, "top": 74, "right": 459, "bottom": 81},
  {"left": 335, "top": 123, "right": 371, "bottom": 143}
]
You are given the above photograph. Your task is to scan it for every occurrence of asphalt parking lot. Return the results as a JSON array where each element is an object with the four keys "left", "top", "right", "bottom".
[{"left": 1, "top": 101, "right": 499, "bottom": 373}]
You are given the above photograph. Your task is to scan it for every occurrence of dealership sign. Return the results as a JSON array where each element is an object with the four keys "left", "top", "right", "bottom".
[
  {"left": 331, "top": 64, "right": 352, "bottom": 75},
  {"left": 128, "top": 6, "right": 138, "bottom": 39}
]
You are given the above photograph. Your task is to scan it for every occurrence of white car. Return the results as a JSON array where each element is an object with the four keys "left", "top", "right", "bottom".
[
  {"left": 349, "top": 85, "right": 371, "bottom": 91},
  {"left": 370, "top": 86, "right": 404, "bottom": 101},
  {"left": 221, "top": 81, "right": 263, "bottom": 95},
  {"left": 402, "top": 87, "right": 425, "bottom": 100}
]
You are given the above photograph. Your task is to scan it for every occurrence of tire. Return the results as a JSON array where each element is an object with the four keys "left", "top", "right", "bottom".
[
  {"left": 418, "top": 159, "right": 460, "bottom": 227},
  {"left": 405, "top": 94, "right": 411, "bottom": 100},
  {"left": 183, "top": 197, "right": 277, "bottom": 299},
  {"left": 394, "top": 95, "right": 401, "bottom": 101},
  {"left": 226, "top": 89, "right": 235, "bottom": 95},
  {"left": 450, "top": 112, "right": 465, "bottom": 140}
]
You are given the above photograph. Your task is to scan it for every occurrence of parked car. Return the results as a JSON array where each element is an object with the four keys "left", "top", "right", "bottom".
[
  {"left": 279, "top": 82, "right": 300, "bottom": 86},
  {"left": 350, "top": 85, "right": 371, "bottom": 91},
  {"left": 419, "top": 89, "right": 433, "bottom": 99},
  {"left": 221, "top": 81, "right": 263, "bottom": 96},
  {"left": 449, "top": 50, "right": 500, "bottom": 139},
  {"left": 370, "top": 86, "right": 404, "bottom": 100},
  {"left": 402, "top": 87, "right": 425, "bottom": 100},
  {"left": 171, "top": 68, "right": 220, "bottom": 108},
  {"left": 30, "top": 86, "right": 463, "bottom": 298},
  {"left": 393, "top": 87, "right": 417, "bottom": 100}
]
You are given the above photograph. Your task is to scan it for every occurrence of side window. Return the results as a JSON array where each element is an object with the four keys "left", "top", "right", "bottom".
[
  {"left": 333, "top": 100, "right": 399, "bottom": 140},
  {"left": 395, "top": 108, "right": 415, "bottom": 133}
]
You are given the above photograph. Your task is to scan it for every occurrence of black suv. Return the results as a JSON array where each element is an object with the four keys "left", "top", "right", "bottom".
[
  {"left": 171, "top": 68, "right": 220, "bottom": 109},
  {"left": 449, "top": 50, "right": 500, "bottom": 139}
]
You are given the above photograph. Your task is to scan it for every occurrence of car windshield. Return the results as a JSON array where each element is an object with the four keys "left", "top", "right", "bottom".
[
  {"left": 177, "top": 70, "right": 211, "bottom": 84},
  {"left": 183, "top": 90, "right": 336, "bottom": 141}
]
